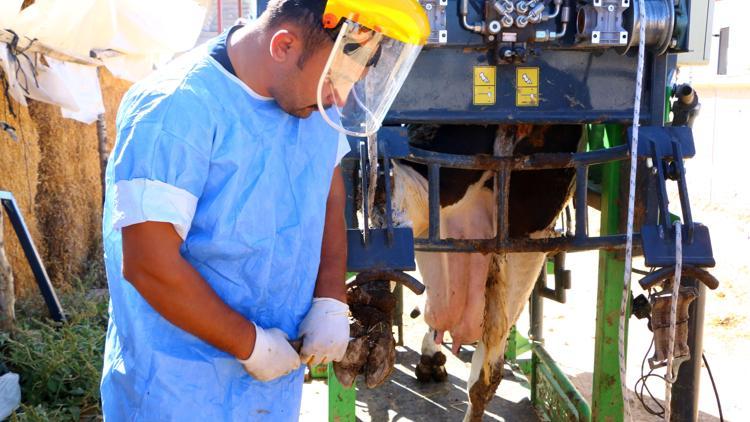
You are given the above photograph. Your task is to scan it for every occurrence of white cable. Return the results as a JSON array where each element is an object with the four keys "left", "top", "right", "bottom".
[
  {"left": 664, "top": 221, "right": 683, "bottom": 421},
  {"left": 367, "top": 132, "right": 379, "bottom": 226},
  {"left": 619, "top": 0, "right": 648, "bottom": 419}
]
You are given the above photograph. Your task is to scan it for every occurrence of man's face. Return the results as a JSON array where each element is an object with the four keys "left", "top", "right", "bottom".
[{"left": 270, "top": 40, "right": 338, "bottom": 119}]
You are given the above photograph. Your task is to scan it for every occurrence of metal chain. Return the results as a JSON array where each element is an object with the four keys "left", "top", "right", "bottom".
[
  {"left": 664, "top": 221, "right": 683, "bottom": 421},
  {"left": 620, "top": 0, "right": 648, "bottom": 419}
]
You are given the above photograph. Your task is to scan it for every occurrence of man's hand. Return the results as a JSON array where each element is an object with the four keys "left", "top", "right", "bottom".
[
  {"left": 238, "top": 323, "right": 301, "bottom": 381},
  {"left": 298, "top": 298, "right": 350, "bottom": 366}
]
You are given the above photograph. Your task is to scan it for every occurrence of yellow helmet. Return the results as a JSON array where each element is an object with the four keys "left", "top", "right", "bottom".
[
  {"left": 317, "top": 0, "right": 431, "bottom": 137},
  {"left": 322, "top": 0, "right": 431, "bottom": 46}
]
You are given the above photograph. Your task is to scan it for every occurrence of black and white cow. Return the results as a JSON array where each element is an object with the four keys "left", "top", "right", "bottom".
[{"left": 392, "top": 124, "right": 583, "bottom": 420}]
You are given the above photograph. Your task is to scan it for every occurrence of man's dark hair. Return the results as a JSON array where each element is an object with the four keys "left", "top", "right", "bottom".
[{"left": 261, "top": 0, "right": 340, "bottom": 68}]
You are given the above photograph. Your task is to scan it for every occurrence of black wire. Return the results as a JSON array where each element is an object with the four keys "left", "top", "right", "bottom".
[
  {"left": 703, "top": 353, "right": 724, "bottom": 422},
  {"left": 635, "top": 289, "right": 724, "bottom": 422},
  {"left": 635, "top": 338, "right": 666, "bottom": 417},
  {"left": 631, "top": 267, "right": 652, "bottom": 276},
  {"left": 5, "top": 30, "right": 40, "bottom": 95}
]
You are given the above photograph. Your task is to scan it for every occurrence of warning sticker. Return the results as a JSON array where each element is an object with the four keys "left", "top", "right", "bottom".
[
  {"left": 473, "top": 66, "right": 496, "bottom": 106},
  {"left": 516, "top": 67, "right": 539, "bottom": 107}
]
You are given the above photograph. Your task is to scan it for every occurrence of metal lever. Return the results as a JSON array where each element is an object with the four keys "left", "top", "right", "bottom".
[
  {"left": 347, "top": 270, "right": 425, "bottom": 295},
  {"left": 638, "top": 265, "right": 719, "bottom": 291}
]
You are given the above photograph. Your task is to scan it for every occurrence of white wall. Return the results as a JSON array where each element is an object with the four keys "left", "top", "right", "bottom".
[{"left": 677, "top": 0, "right": 749, "bottom": 212}]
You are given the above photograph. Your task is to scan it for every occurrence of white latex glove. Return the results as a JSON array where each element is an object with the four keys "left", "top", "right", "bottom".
[
  {"left": 298, "top": 297, "right": 350, "bottom": 366},
  {"left": 238, "top": 323, "right": 301, "bottom": 381}
]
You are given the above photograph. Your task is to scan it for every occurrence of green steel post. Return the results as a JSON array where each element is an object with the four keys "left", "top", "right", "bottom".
[
  {"left": 328, "top": 363, "right": 356, "bottom": 422},
  {"left": 506, "top": 325, "right": 519, "bottom": 361},
  {"left": 590, "top": 125, "right": 629, "bottom": 421}
]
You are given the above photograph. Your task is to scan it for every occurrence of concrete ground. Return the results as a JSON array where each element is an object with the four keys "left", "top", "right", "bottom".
[{"left": 300, "top": 279, "right": 539, "bottom": 422}]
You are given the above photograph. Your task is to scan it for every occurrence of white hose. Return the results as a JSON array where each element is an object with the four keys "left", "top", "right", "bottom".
[{"left": 619, "top": 0, "right": 648, "bottom": 419}]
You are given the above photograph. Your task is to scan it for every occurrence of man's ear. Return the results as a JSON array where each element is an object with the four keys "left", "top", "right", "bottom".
[{"left": 269, "top": 29, "right": 299, "bottom": 63}]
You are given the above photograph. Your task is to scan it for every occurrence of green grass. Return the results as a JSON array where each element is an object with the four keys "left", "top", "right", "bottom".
[{"left": 1, "top": 269, "right": 108, "bottom": 421}]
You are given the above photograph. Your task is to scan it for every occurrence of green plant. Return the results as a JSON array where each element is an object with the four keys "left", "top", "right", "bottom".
[{"left": 1, "top": 277, "right": 108, "bottom": 421}]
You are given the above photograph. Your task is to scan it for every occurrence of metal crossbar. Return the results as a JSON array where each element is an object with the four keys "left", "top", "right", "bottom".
[{"left": 403, "top": 143, "right": 633, "bottom": 254}]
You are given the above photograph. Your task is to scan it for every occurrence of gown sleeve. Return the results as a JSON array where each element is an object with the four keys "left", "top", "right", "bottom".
[{"left": 108, "top": 88, "right": 213, "bottom": 240}]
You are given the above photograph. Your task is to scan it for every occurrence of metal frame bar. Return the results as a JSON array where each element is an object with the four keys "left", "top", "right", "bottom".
[
  {"left": 402, "top": 141, "right": 634, "bottom": 254},
  {"left": 0, "top": 191, "right": 65, "bottom": 322}
]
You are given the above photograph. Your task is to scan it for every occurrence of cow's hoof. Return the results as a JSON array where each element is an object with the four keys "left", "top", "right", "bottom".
[
  {"left": 415, "top": 352, "right": 449, "bottom": 383},
  {"left": 365, "top": 321, "right": 396, "bottom": 388},
  {"left": 432, "top": 365, "right": 448, "bottom": 382},
  {"left": 415, "top": 362, "right": 433, "bottom": 382},
  {"left": 333, "top": 336, "right": 369, "bottom": 388},
  {"left": 415, "top": 354, "right": 433, "bottom": 382},
  {"left": 348, "top": 285, "right": 396, "bottom": 315},
  {"left": 431, "top": 351, "right": 447, "bottom": 366}
]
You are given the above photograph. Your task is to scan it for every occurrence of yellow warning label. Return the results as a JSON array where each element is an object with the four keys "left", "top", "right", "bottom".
[
  {"left": 474, "top": 86, "right": 495, "bottom": 105},
  {"left": 516, "top": 67, "right": 540, "bottom": 107},
  {"left": 473, "top": 66, "right": 496, "bottom": 106}
]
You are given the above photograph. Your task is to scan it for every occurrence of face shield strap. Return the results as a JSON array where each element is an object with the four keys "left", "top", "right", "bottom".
[{"left": 343, "top": 41, "right": 383, "bottom": 68}]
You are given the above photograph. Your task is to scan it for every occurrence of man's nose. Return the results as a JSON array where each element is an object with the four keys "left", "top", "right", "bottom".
[{"left": 323, "top": 81, "right": 348, "bottom": 108}]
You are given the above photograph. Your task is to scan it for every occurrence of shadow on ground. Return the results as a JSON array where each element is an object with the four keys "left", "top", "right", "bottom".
[
  {"left": 566, "top": 372, "right": 723, "bottom": 422},
  {"left": 355, "top": 345, "right": 538, "bottom": 422}
]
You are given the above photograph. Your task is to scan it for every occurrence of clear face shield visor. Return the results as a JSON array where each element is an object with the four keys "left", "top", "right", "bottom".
[{"left": 317, "top": 20, "right": 422, "bottom": 138}]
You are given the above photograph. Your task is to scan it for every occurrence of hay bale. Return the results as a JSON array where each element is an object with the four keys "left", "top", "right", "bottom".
[
  {"left": 29, "top": 101, "right": 102, "bottom": 289},
  {"left": 32, "top": 69, "right": 130, "bottom": 291},
  {"left": 0, "top": 66, "right": 131, "bottom": 297},
  {"left": 0, "top": 89, "right": 43, "bottom": 297},
  {"left": 99, "top": 68, "right": 132, "bottom": 151}
]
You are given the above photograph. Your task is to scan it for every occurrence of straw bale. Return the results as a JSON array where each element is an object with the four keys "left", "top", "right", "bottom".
[
  {"left": 0, "top": 66, "right": 131, "bottom": 296},
  {"left": 29, "top": 100, "right": 103, "bottom": 290},
  {"left": 99, "top": 68, "right": 132, "bottom": 151},
  {"left": 0, "top": 85, "right": 43, "bottom": 296},
  {"left": 31, "top": 69, "right": 130, "bottom": 292}
]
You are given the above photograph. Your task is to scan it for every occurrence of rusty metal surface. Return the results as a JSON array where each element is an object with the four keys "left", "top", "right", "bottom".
[
  {"left": 415, "top": 234, "right": 640, "bottom": 254},
  {"left": 405, "top": 144, "right": 630, "bottom": 172},
  {"left": 638, "top": 265, "right": 720, "bottom": 291},
  {"left": 347, "top": 270, "right": 426, "bottom": 295}
]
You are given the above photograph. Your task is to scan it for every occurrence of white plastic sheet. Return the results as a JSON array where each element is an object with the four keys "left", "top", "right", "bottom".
[
  {"left": 7, "top": 0, "right": 207, "bottom": 81},
  {"left": 0, "top": 46, "right": 104, "bottom": 123},
  {"left": 0, "top": 0, "right": 22, "bottom": 28},
  {"left": 9, "top": 0, "right": 117, "bottom": 59},
  {"left": 1, "top": 0, "right": 208, "bottom": 123},
  {"left": 0, "top": 43, "right": 28, "bottom": 107},
  {"left": 0, "top": 372, "right": 21, "bottom": 420},
  {"left": 49, "top": 58, "right": 106, "bottom": 124}
]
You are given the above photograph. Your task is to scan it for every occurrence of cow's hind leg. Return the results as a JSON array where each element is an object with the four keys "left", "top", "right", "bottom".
[
  {"left": 464, "top": 254, "right": 509, "bottom": 421},
  {"left": 416, "top": 329, "right": 448, "bottom": 383},
  {"left": 464, "top": 252, "right": 547, "bottom": 421}
]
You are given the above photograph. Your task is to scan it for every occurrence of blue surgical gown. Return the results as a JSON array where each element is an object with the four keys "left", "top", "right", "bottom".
[{"left": 100, "top": 41, "right": 349, "bottom": 420}]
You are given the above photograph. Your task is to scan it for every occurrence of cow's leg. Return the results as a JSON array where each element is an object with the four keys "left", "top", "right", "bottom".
[
  {"left": 415, "top": 328, "right": 448, "bottom": 382},
  {"left": 464, "top": 251, "right": 547, "bottom": 421}
]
